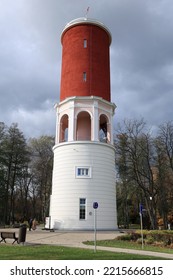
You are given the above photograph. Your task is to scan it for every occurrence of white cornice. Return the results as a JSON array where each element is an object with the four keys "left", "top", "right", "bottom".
[
  {"left": 61, "top": 17, "right": 112, "bottom": 45},
  {"left": 57, "top": 95, "right": 116, "bottom": 110}
]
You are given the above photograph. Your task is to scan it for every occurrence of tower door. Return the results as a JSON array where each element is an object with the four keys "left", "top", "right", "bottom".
[{"left": 76, "top": 111, "right": 91, "bottom": 141}]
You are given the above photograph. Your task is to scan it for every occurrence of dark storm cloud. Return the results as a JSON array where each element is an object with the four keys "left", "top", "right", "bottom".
[
  {"left": 0, "top": 0, "right": 173, "bottom": 137},
  {"left": 107, "top": 0, "right": 173, "bottom": 127}
]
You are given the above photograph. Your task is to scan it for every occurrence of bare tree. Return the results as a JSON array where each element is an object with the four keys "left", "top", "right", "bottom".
[
  {"left": 156, "top": 122, "right": 173, "bottom": 227},
  {"left": 115, "top": 119, "right": 158, "bottom": 229},
  {"left": 28, "top": 136, "right": 54, "bottom": 222},
  {"left": 0, "top": 123, "right": 29, "bottom": 224}
]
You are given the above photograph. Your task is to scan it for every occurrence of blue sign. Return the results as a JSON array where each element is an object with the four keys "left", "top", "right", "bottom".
[
  {"left": 139, "top": 203, "right": 143, "bottom": 214},
  {"left": 93, "top": 202, "right": 98, "bottom": 209}
]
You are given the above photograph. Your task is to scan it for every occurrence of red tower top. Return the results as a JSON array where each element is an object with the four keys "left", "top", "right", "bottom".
[{"left": 60, "top": 18, "right": 112, "bottom": 102}]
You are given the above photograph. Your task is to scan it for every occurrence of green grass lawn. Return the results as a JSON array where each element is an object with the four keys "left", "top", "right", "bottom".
[
  {"left": 0, "top": 244, "right": 168, "bottom": 260},
  {"left": 84, "top": 239, "right": 173, "bottom": 254}
]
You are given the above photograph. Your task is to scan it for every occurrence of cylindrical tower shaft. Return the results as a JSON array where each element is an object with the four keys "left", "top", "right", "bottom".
[{"left": 60, "top": 18, "right": 112, "bottom": 102}]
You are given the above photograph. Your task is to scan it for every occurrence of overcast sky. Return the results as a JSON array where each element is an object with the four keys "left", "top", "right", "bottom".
[{"left": 0, "top": 0, "right": 173, "bottom": 138}]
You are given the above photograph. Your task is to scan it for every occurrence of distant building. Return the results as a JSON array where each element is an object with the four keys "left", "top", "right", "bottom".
[{"left": 49, "top": 17, "right": 117, "bottom": 230}]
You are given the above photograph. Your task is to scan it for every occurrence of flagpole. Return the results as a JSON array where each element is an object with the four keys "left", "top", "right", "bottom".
[{"left": 85, "top": 7, "right": 90, "bottom": 19}]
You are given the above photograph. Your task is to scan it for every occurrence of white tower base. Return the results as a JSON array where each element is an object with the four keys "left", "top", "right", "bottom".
[{"left": 49, "top": 141, "right": 117, "bottom": 230}]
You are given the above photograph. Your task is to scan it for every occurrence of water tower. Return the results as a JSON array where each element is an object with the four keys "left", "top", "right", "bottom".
[{"left": 49, "top": 17, "right": 117, "bottom": 230}]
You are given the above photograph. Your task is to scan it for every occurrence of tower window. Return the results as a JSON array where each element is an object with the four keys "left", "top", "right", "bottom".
[
  {"left": 83, "top": 72, "right": 87, "bottom": 82},
  {"left": 84, "top": 39, "right": 87, "bottom": 48},
  {"left": 76, "top": 167, "right": 91, "bottom": 178},
  {"left": 79, "top": 198, "right": 86, "bottom": 220}
]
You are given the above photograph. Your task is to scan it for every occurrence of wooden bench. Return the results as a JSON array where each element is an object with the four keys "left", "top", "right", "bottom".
[{"left": 0, "top": 232, "right": 19, "bottom": 244}]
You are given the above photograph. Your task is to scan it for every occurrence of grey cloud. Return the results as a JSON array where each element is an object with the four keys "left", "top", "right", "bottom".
[{"left": 0, "top": 0, "right": 173, "bottom": 138}]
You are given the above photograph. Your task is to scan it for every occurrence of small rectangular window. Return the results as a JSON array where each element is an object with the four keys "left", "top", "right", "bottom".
[
  {"left": 76, "top": 167, "right": 91, "bottom": 178},
  {"left": 84, "top": 39, "right": 87, "bottom": 48},
  {"left": 79, "top": 198, "right": 86, "bottom": 220},
  {"left": 83, "top": 72, "right": 87, "bottom": 82}
]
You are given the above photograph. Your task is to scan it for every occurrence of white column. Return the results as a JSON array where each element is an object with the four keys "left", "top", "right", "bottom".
[
  {"left": 110, "top": 114, "right": 114, "bottom": 145},
  {"left": 93, "top": 101, "right": 99, "bottom": 141},
  {"left": 55, "top": 108, "right": 60, "bottom": 144},
  {"left": 68, "top": 101, "right": 75, "bottom": 141}
]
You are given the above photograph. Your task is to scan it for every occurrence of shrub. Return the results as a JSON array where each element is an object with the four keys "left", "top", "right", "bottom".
[
  {"left": 118, "top": 230, "right": 173, "bottom": 247},
  {"left": 145, "top": 236, "right": 154, "bottom": 245},
  {"left": 136, "top": 238, "right": 143, "bottom": 244},
  {"left": 131, "top": 232, "right": 145, "bottom": 241},
  {"left": 117, "top": 234, "right": 132, "bottom": 241}
]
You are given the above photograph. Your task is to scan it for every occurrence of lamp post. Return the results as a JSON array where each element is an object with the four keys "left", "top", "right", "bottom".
[
  {"left": 149, "top": 196, "right": 154, "bottom": 229},
  {"left": 139, "top": 203, "right": 144, "bottom": 249},
  {"left": 93, "top": 202, "right": 98, "bottom": 252}
]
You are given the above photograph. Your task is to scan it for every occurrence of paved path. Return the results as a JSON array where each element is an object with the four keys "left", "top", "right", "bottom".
[{"left": 1, "top": 228, "right": 173, "bottom": 259}]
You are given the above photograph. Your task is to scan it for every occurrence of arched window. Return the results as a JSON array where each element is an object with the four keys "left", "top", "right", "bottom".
[
  {"left": 59, "top": 114, "right": 68, "bottom": 142},
  {"left": 76, "top": 111, "right": 91, "bottom": 141},
  {"left": 99, "top": 114, "right": 109, "bottom": 143}
]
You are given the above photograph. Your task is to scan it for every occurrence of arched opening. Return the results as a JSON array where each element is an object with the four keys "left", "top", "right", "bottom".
[
  {"left": 59, "top": 114, "right": 68, "bottom": 142},
  {"left": 76, "top": 111, "right": 91, "bottom": 141},
  {"left": 99, "top": 114, "right": 109, "bottom": 143}
]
